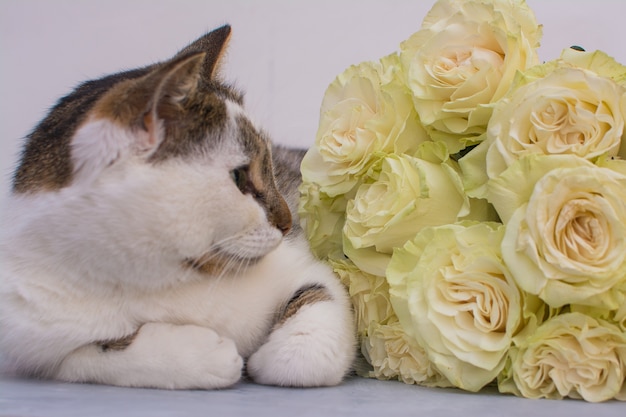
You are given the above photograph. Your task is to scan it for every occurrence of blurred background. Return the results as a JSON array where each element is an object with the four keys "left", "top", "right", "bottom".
[{"left": 2, "top": 0, "right": 626, "bottom": 202}]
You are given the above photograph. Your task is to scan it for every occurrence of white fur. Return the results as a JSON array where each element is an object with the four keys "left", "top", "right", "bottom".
[
  {"left": 71, "top": 116, "right": 165, "bottom": 189},
  {"left": 56, "top": 323, "right": 243, "bottom": 389},
  {"left": 0, "top": 101, "right": 355, "bottom": 389}
]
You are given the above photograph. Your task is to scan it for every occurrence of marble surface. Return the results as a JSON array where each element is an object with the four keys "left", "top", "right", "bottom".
[{"left": 1, "top": 373, "right": 623, "bottom": 417}]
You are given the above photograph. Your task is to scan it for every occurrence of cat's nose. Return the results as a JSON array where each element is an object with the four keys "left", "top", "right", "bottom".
[
  {"left": 275, "top": 212, "right": 291, "bottom": 236},
  {"left": 277, "top": 217, "right": 291, "bottom": 236}
]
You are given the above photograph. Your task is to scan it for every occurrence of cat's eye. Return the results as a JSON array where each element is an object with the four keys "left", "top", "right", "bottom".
[{"left": 229, "top": 165, "right": 249, "bottom": 192}]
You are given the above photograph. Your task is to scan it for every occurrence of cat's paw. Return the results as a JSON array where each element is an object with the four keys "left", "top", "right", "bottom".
[
  {"left": 136, "top": 323, "right": 243, "bottom": 389},
  {"left": 56, "top": 323, "right": 243, "bottom": 389},
  {"left": 247, "top": 301, "right": 354, "bottom": 387}
]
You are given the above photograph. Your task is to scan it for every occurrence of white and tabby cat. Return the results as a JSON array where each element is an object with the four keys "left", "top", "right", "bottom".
[{"left": 0, "top": 26, "right": 355, "bottom": 389}]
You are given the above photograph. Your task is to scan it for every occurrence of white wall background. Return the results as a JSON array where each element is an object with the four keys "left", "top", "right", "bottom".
[{"left": 2, "top": 0, "right": 626, "bottom": 203}]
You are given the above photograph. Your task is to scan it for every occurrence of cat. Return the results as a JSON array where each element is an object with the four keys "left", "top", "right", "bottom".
[{"left": 0, "top": 25, "right": 355, "bottom": 389}]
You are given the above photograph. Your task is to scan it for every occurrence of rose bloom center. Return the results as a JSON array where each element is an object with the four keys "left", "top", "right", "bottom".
[{"left": 555, "top": 198, "right": 608, "bottom": 262}]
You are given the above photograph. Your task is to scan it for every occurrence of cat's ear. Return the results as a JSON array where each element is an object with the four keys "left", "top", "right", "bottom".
[
  {"left": 140, "top": 51, "right": 207, "bottom": 153},
  {"left": 174, "top": 25, "right": 232, "bottom": 81},
  {"left": 70, "top": 52, "right": 205, "bottom": 185}
]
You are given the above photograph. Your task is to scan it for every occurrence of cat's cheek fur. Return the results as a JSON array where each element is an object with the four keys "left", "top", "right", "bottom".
[
  {"left": 141, "top": 160, "right": 282, "bottom": 266},
  {"left": 70, "top": 118, "right": 159, "bottom": 188}
]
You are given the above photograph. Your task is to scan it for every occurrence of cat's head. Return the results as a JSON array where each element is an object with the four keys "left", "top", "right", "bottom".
[{"left": 12, "top": 26, "right": 292, "bottom": 279}]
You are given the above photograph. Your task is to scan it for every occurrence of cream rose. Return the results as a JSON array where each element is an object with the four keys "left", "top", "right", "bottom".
[
  {"left": 362, "top": 320, "right": 452, "bottom": 387},
  {"left": 571, "top": 291, "right": 626, "bottom": 334},
  {"left": 400, "top": 0, "right": 540, "bottom": 152},
  {"left": 486, "top": 65, "right": 626, "bottom": 180},
  {"left": 298, "top": 181, "right": 350, "bottom": 261},
  {"left": 422, "top": 0, "right": 542, "bottom": 41},
  {"left": 343, "top": 142, "right": 469, "bottom": 276},
  {"left": 300, "top": 54, "right": 429, "bottom": 197},
  {"left": 498, "top": 312, "right": 626, "bottom": 402},
  {"left": 329, "top": 257, "right": 450, "bottom": 387},
  {"left": 329, "top": 257, "right": 395, "bottom": 336},
  {"left": 490, "top": 155, "right": 626, "bottom": 309},
  {"left": 561, "top": 47, "right": 626, "bottom": 91},
  {"left": 461, "top": 49, "right": 626, "bottom": 198},
  {"left": 387, "top": 222, "right": 534, "bottom": 392}
]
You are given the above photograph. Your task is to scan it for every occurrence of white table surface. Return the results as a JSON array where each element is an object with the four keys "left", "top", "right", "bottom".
[{"left": 1, "top": 372, "right": 623, "bottom": 417}]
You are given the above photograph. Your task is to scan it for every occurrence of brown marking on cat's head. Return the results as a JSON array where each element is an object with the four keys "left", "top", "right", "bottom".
[
  {"left": 11, "top": 25, "right": 236, "bottom": 193},
  {"left": 235, "top": 116, "right": 292, "bottom": 235},
  {"left": 12, "top": 65, "right": 153, "bottom": 193},
  {"left": 88, "top": 52, "right": 209, "bottom": 156}
]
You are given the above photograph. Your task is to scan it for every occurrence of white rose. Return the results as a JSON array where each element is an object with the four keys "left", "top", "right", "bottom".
[
  {"left": 486, "top": 65, "right": 626, "bottom": 180},
  {"left": 343, "top": 143, "right": 469, "bottom": 276},
  {"left": 499, "top": 312, "right": 626, "bottom": 402},
  {"left": 400, "top": 0, "right": 540, "bottom": 152},
  {"left": 328, "top": 257, "right": 394, "bottom": 336},
  {"left": 490, "top": 155, "right": 626, "bottom": 309},
  {"left": 461, "top": 49, "right": 626, "bottom": 198},
  {"left": 298, "top": 181, "right": 349, "bottom": 261},
  {"left": 387, "top": 222, "right": 536, "bottom": 392},
  {"left": 301, "top": 54, "right": 429, "bottom": 197},
  {"left": 362, "top": 320, "right": 452, "bottom": 388}
]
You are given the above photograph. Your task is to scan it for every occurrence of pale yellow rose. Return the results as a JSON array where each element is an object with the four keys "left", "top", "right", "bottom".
[
  {"left": 328, "top": 258, "right": 449, "bottom": 386},
  {"left": 490, "top": 155, "right": 626, "bottom": 309},
  {"left": 612, "top": 296, "right": 626, "bottom": 333},
  {"left": 400, "top": 0, "right": 540, "bottom": 152},
  {"left": 298, "top": 181, "right": 350, "bottom": 261},
  {"left": 328, "top": 257, "right": 394, "bottom": 336},
  {"left": 387, "top": 222, "right": 540, "bottom": 392},
  {"left": 571, "top": 294, "right": 626, "bottom": 334},
  {"left": 362, "top": 320, "right": 452, "bottom": 387},
  {"left": 422, "top": 0, "right": 542, "bottom": 43},
  {"left": 561, "top": 47, "right": 626, "bottom": 88},
  {"left": 461, "top": 49, "right": 626, "bottom": 198},
  {"left": 487, "top": 65, "right": 626, "bottom": 179},
  {"left": 301, "top": 54, "right": 429, "bottom": 197},
  {"left": 343, "top": 142, "right": 469, "bottom": 276},
  {"left": 498, "top": 312, "right": 626, "bottom": 402}
]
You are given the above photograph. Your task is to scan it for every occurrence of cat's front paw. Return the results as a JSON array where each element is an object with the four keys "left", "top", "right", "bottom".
[
  {"left": 165, "top": 324, "right": 244, "bottom": 389},
  {"left": 246, "top": 300, "right": 354, "bottom": 387},
  {"left": 56, "top": 323, "right": 243, "bottom": 389}
]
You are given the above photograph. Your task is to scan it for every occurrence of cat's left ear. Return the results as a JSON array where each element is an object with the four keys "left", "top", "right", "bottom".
[{"left": 174, "top": 25, "right": 232, "bottom": 81}]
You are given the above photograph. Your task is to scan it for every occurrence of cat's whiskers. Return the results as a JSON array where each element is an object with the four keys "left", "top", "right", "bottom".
[
  {"left": 227, "top": 246, "right": 256, "bottom": 279},
  {"left": 214, "top": 241, "right": 257, "bottom": 279},
  {"left": 173, "top": 239, "right": 240, "bottom": 297},
  {"left": 183, "top": 231, "right": 266, "bottom": 279}
]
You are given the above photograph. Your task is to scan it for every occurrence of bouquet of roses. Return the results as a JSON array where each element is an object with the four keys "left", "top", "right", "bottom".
[{"left": 299, "top": 0, "right": 626, "bottom": 402}]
